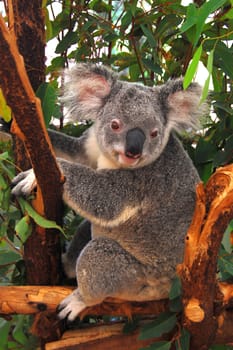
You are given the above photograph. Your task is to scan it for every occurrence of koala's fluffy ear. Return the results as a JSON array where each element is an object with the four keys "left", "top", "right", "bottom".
[
  {"left": 62, "top": 63, "right": 117, "bottom": 121},
  {"left": 159, "top": 79, "right": 206, "bottom": 132}
]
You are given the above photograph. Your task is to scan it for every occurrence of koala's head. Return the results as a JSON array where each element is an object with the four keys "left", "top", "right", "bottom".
[{"left": 63, "top": 63, "right": 205, "bottom": 168}]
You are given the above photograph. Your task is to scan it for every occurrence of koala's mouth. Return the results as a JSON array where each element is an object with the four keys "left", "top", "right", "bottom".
[{"left": 117, "top": 152, "right": 141, "bottom": 167}]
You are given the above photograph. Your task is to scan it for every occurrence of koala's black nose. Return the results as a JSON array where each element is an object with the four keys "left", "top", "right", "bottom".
[{"left": 125, "top": 128, "right": 146, "bottom": 158}]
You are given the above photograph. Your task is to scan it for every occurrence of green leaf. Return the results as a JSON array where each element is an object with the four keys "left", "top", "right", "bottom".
[
  {"left": 169, "top": 276, "right": 181, "bottom": 300},
  {"left": 175, "top": 328, "right": 190, "bottom": 350},
  {"left": 36, "top": 82, "right": 57, "bottom": 127},
  {"left": 222, "top": 220, "right": 233, "bottom": 253},
  {"left": 0, "top": 250, "right": 21, "bottom": 265},
  {"left": 0, "top": 88, "right": 11, "bottom": 122},
  {"left": 125, "top": 0, "right": 138, "bottom": 16},
  {"left": 222, "top": 7, "right": 233, "bottom": 19},
  {"left": 0, "top": 319, "right": 11, "bottom": 348},
  {"left": 214, "top": 42, "right": 233, "bottom": 79},
  {"left": 18, "top": 198, "right": 65, "bottom": 235},
  {"left": 200, "top": 48, "right": 213, "bottom": 103},
  {"left": 139, "top": 312, "right": 176, "bottom": 340},
  {"left": 55, "top": 31, "right": 77, "bottom": 54},
  {"left": 51, "top": 56, "right": 66, "bottom": 69},
  {"left": 207, "top": 49, "right": 214, "bottom": 74},
  {"left": 12, "top": 315, "right": 28, "bottom": 345},
  {"left": 155, "top": 14, "right": 181, "bottom": 38},
  {"left": 169, "top": 277, "right": 182, "bottom": 312},
  {"left": 195, "top": 137, "right": 217, "bottom": 164},
  {"left": 180, "top": 3, "right": 198, "bottom": 33},
  {"left": 169, "top": 297, "right": 183, "bottom": 313},
  {"left": 44, "top": 7, "right": 53, "bottom": 41},
  {"left": 0, "top": 151, "right": 10, "bottom": 160},
  {"left": 140, "top": 25, "right": 157, "bottom": 48},
  {"left": 142, "top": 58, "right": 162, "bottom": 74},
  {"left": 15, "top": 216, "right": 31, "bottom": 243},
  {"left": 210, "top": 344, "right": 233, "bottom": 349},
  {"left": 0, "top": 161, "right": 15, "bottom": 180},
  {"left": 200, "top": 75, "right": 210, "bottom": 104},
  {"left": 0, "top": 174, "right": 8, "bottom": 190},
  {"left": 121, "top": 11, "right": 132, "bottom": 29},
  {"left": 129, "top": 64, "right": 141, "bottom": 81},
  {"left": 218, "top": 255, "right": 233, "bottom": 276},
  {"left": 140, "top": 341, "right": 171, "bottom": 350},
  {"left": 194, "top": 0, "right": 228, "bottom": 46},
  {"left": 183, "top": 45, "right": 202, "bottom": 89},
  {"left": 197, "top": 162, "right": 214, "bottom": 184}
]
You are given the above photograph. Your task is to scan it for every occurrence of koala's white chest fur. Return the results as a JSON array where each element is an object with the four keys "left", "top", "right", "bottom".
[{"left": 85, "top": 126, "right": 119, "bottom": 170}]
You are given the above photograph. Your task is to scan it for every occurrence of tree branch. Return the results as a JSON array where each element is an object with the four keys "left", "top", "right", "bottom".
[
  {"left": 178, "top": 164, "right": 233, "bottom": 350},
  {"left": 0, "top": 13, "right": 64, "bottom": 284}
]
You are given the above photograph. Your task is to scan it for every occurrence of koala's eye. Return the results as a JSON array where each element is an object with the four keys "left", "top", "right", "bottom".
[
  {"left": 111, "top": 119, "right": 122, "bottom": 131},
  {"left": 150, "top": 128, "right": 158, "bottom": 138}
]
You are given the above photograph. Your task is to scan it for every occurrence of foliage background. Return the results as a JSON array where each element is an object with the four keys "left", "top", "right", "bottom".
[{"left": 0, "top": 0, "right": 233, "bottom": 349}]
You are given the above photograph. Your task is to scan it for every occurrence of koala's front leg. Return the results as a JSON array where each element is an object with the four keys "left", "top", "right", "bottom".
[
  {"left": 11, "top": 169, "right": 37, "bottom": 196},
  {"left": 48, "top": 129, "right": 91, "bottom": 165},
  {"left": 11, "top": 159, "right": 137, "bottom": 225}
]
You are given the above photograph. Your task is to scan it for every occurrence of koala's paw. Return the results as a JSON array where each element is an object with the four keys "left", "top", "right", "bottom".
[
  {"left": 57, "top": 290, "right": 86, "bottom": 322},
  {"left": 11, "top": 169, "right": 37, "bottom": 197}
]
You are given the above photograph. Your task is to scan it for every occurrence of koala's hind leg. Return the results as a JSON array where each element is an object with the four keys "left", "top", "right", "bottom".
[
  {"left": 62, "top": 219, "right": 91, "bottom": 279},
  {"left": 58, "top": 237, "right": 171, "bottom": 321}
]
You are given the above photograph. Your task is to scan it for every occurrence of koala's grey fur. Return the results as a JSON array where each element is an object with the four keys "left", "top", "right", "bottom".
[{"left": 12, "top": 63, "right": 204, "bottom": 321}]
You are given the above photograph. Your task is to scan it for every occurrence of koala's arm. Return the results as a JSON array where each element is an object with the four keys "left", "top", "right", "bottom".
[
  {"left": 59, "top": 159, "right": 139, "bottom": 225},
  {"left": 12, "top": 160, "right": 138, "bottom": 224},
  {"left": 48, "top": 129, "right": 95, "bottom": 166}
]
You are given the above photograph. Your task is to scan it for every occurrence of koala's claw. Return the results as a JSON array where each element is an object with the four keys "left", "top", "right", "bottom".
[
  {"left": 11, "top": 169, "right": 37, "bottom": 196},
  {"left": 57, "top": 291, "right": 86, "bottom": 322}
]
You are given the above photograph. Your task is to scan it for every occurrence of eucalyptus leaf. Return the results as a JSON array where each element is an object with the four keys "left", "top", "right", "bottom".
[
  {"left": 183, "top": 45, "right": 202, "bottom": 89},
  {"left": 140, "top": 25, "right": 157, "bottom": 48},
  {"left": 55, "top": 31, "right": 77, "bottom": 53},
  {"left": 0, "top": 88, "right": 11, "bottom": 122},
  {"left": 0, "top": 319, "right": 11, "bottom": 348},
  {"left": 175, "top": 328, "right": 190, "bottom": 350},
  {"left": 200, "top": 75, "right": 211, "bottom": 104},
  {"left": 218, "top": 255, "right": 233, "bottom": 276},
  {"left": 15, "top": 216, "right": 31, "bottom": 243},
  {"left": 0, "top": 151, "right": 10, "bottom": 160},
  {"left": 169, "top": 276, "right": 181, "bottom": 300},
  {"left": 180, "top": 3, "right": 198, "bottom": 33},
  {"left": 0, "top": 174, "right": 8, "bottom": 190},
  {"left": 222, "top": 220, "right": 233, "bottom": 253},
  {"left": 0, "top": 250, "right": 21, "bottom": 265},
  {"left": 12, "top": 315, "right": 28, "bottom": 345},
  {"left": 139, "top": 312, "right": 176, "bottom": 340},
  {"left": 142, "top": 58, "right": 162, "bottom": 74},
  {"left": 193, "top": 0, "right": 228, "bottom": 46},
  {"left": 36, "top": 82, "right": 57, "bottom": 127},
  {"left": 18, "top": 198, "right": 65, "bottom": 235}
]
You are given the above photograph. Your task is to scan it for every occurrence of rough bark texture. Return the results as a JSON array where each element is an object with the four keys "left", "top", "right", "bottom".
[
  {"left": 45, "top": 323, "right": 168, "bottom": 350},
  {"left": 0, "top": 13, "right": 64, "bottom": 285},
  {"left": 0, "top": 286, "right": 168, "bottom": 317},
  {"left": 8, "top": 0, "right": 45, "bottom": 171},
  {"left": 8, "top": 0, "right": 45, "bottom": 91},
  {"left": 1, "top": 283, "right": 233, "bottom": 346},
  {"left": 178, "top": 164, "right": 233, "bottom": 350}
]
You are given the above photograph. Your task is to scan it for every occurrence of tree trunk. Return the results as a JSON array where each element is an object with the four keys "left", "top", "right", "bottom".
[
  {"left": 8, "top": 0, "right": 45, "bottom": 171},
  {"left": 0, "top": 7, "right": 63, "bottom": 285}
]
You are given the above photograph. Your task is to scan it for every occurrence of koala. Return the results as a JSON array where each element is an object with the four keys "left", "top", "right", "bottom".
[{"left": 12, "top": 63, "right": 204, "bottom": 322}]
